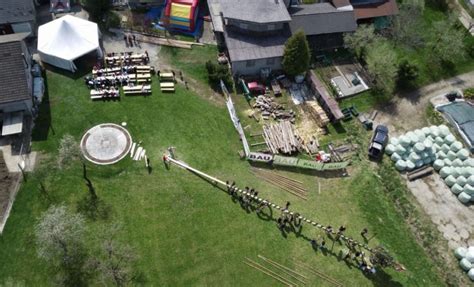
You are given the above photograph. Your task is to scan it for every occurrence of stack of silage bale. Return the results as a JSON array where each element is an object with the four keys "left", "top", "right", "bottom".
[
  {"left": 385, "top": 125, "right": 474, "bottom": 204},
  {"left": 454, "top": 246, "right": 474, "bottom": 281}
]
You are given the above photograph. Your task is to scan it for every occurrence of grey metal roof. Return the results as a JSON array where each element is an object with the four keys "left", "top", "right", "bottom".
[
  {"left": 220, "top": 0, "right": 291, "bottom": 24},
  {"left": 0, "top": 39, "right": 31, "bottom": 104},
  {"left": 224, "top": 27, "right": 291, "bottom": 62},
  {"left": 0, "top": 0, "right": 35, "bottom": 24},
  {"left": 207, "top": 0, "right": 224, "bottom": 32},
  {"left": 289, "top": 3, "right": 357, "bottom": 35}
]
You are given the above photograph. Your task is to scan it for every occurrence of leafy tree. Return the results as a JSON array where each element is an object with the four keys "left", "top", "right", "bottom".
[
  {"left": 57, "top": 134, "right": 81, "bottom": 169},
  {"left": 35, "top": 205, "right": 89, "bottom": 286},
  {"left": 205, "top": 61, "right": 233, "bottom": 90},
  {"left": 365, "top": 39, "right": 398, "bottom": 94},
  {"left": 429, "top": 17, "right": 466, "bottom": 63},
  {"left": 282, "top": 30, "right": 311, "bottom": 77},
  {"left": 391, "top": 4, "right": 425, "bottom": 48},
  {"left": 343, "top": 25, "right": 377, "bottom": 59},
  {"left": 397, "top": 59, "right": 419, "bottom": 86},
  {"left": 81, "top": 0, "right": 110, "bottom": 21}
]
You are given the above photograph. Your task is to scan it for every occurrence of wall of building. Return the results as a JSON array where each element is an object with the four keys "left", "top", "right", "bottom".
[
  {"left": 231, "top": 56, "right": 282, "bottom": 76},
  {"left": 227, "top": 19, "right": 284, "bottom": 33}
]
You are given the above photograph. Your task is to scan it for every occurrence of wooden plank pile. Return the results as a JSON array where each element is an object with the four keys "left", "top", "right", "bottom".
[
  {"left": 263, "top": 121, "right": 302, "bottom": 154},
  {"left": 136, "top": 34, "right": 204, "bottom": 49},
  {"left": 254, "top": 95, "right": 296, "bottom": 122},
  {"left": 251, "top": 167, "right": 308, "bottom": 200},
  {"left": 407, "top": 166, "right": 434, "bottom": 181},
  {"left": 244, "top": 255, "right": 308, "bottom": 287},
  {"left": 302, "top": 101, "right": 329, "bottom": 127}
]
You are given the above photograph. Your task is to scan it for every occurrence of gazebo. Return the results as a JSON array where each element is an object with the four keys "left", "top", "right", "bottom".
[{"left": 37, "top": 15, "right": 102, "bottom": 72}]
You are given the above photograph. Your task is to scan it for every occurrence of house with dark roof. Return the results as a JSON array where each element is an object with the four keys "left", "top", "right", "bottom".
[
  {"left": 0, "top": 34, "right": 34, "bottom": 136},
  {"left": 0, "top": 0, "right": 36, "bottom": 36},
  {"left": 350, "top": 0, "right": 398, "bottom": 24},
  {"left": 208, "top": 0, "right": 361, "bottom": 75}
]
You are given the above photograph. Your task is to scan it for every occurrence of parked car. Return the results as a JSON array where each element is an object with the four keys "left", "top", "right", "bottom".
[
  {"left": 368, "top": 125, "right": 389, "bottom": 159},
  {"left": 247, "top": 82, "right": 266, "bottom": 95}
]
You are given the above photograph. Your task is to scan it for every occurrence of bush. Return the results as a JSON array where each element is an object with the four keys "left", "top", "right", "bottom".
[
  {"left": 81, "top": 0, "right": 110, "bottom": 21},
  {"left": 105, "top": 11, "right": 121, "bottom": 29},
  {"left": 205, "top": 61, "right": 233, "bottom": 90},
  {"left": 398, "top": 59, "right": 419, "bottom": 84},
  {"left": 464, "top": 88, "right": 474, "bottom": 99}
]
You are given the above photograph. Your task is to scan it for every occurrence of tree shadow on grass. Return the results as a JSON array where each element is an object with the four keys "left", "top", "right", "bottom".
[{"left": 77, "top": 192, "right": 111, "bottom": 221}]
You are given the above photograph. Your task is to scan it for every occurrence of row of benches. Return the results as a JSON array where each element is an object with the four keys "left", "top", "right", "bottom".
[{"left": 90, "top": 84, "right": 152, "bottom": 100}]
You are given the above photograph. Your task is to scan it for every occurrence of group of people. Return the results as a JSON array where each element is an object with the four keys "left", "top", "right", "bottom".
[
  {"left": 84, "top": 74, "right": 130, "bottom": 89},
  {"left": 123, "top": 34, "right": 140, "bottom": 48}
]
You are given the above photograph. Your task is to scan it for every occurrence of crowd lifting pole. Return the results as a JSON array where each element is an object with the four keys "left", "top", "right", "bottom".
[{"left": 164, "top": 153, "right": 374, "bottom": 252}]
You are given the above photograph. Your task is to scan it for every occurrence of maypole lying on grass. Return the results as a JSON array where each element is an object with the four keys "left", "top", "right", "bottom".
[{"left": 163, "top": 149, "right": 405, "bottom": 272}]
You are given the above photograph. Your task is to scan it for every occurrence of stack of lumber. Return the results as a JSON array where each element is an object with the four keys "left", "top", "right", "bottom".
[
  {"left": 251, "top": 168, "right": 308, "bottom": 200},
  {"left": 123, "top": 84, "right": 151, "bottom": 95},
  {"left": 271, "top": 80, "right": 282, "bottom": 96},
  {"left": 304, "top": 136, "right": 319, "bottom": 155},
  {"left": 253, "top": 95, "right": 295, "bottom": 122},
  {"left": 136, "top": 34, "right": 204, "bottom": 49},
  {"left": 407, "top": 166, "right": 434, "bottom": 181},
  {"left": 159, "top": 71, "right": 175, "bottom": 92},
  {"left": 303, "top": 101, "right": 329, "bottom": 127},
  {"left": 90, "top": 89, "right": 120, "bottom": 100},
  {"left": 263, "top": 121, "right": 302, "bottom": 154},
  {"left": 130, "top": 142, "right": 147, "bottom": 163}
]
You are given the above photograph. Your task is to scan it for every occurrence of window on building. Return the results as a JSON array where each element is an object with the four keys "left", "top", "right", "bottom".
[
  {"left": 266, "top": 58, "right": 275, "bottom": 65},
  {"left": 267, "top": 24, "right": 275, "bottom": 30},
  {"left": 246, "top": 60, "right": 256, "bottom": 67}
]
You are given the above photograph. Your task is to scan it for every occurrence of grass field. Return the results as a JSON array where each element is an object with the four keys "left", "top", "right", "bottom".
[{"left": 0, "top": 50, "right": 449, "bottom": 286}]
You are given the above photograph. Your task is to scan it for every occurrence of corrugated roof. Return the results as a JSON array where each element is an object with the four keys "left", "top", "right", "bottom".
[
  {"left": 224, "top": 26, "right": 291, "bottom": 62},
  {"left": 352, "top": 0, "right": 398, "bottom": 19},
  {"left": 207, "top": 0, "right": 224, "bottom": 32},
  {"left": 0, "top": 0, "right": 35, "bottom": 24},
  {"left": 0, "top": 39, "right": 31, "bottom": 104},
  {"left": 289, "top": 3, "right": 357, "bottom": 35},
  {"left": 220, "top": 0, "right": 291, "bottom": 23}
]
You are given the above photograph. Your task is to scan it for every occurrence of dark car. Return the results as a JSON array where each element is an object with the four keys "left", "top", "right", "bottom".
[{"left": 368, "top": 125, "right": 389, "bottom": 159}]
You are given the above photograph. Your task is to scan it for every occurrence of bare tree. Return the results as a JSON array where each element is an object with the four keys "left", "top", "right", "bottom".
[
  {"left": 92, "top": 224, "right": 139, "bottom": 286},
  {"left": 57, "top": 134, "right": 81, "bottom": 170},
  {"left": 35, "top": 205, "right": 89, "bottom": 286}
]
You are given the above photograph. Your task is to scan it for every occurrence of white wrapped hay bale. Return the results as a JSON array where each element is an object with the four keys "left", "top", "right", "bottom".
[
  {"left": 426, "top": 135, "right": 435, "bottom": 143},
  {"left": 465, "top": 158, "right": 474, "bottom": 167},
  {"left": 434, "top": 136, "right": 444, "bottom": 146},
  {"left": 458, "top": 192, "right": 472, "bottom": 204},
  {"left": 406, "top": 131, "right": 417, "bottom": 144},
  {"left": 464, "top": 184, "right": 474, "bottom": 196},
  {"left": 455, "top": 247, "right": 468, "bottom": 259},
  {"left": 399, "top": 135, "right": 411, "bottom": 147},
  {"left": 462, "top": 167, "right": 473, "bottom": 178},
  {"left": 452, "top": 158, "right": 464, "bottom": 167},
  {"left": 385, "top": 144, "right": 396, "bottom": 155},
  {"left": 415, "top": 129, "right": 426, "bottom": 141},
  {"left": 436, "top": 150, "right": 447, "bottom": 160},
  {"left": 467, "top": 250, "right": 474, "bottom": 263},
  {"left": 457, "top": 176, "right": 468, "bottom": 187},
  {"left": 468, "top": 269, "right": 474, "bottom": 281},
  {"left": 444, "top": 158, "right": 453, "bottom": 167},
  {"left": 409, "top": 152, "right": 421, "bottom": 162},
  {"left": 414, "top": 142, "right": 425, "bottom": 153},
  {"left": 461, "top": 258, "right": 473, "bottom": 271},
  {"left": 423, "top": 138, "right": 433, "bottom": 148},
  {"left": 445, "top": 134, "right": 456, "bottom": 145},
  {"left": 447, "top": 150, "right": 457, "bottom": 161},
  {"left": 452, "top": 184, "right": 463, "bottom": 195},
  {"left": 451, "top": 141, "right": 463, "bottom": 152},
  {"left": 451, "top": 167, "right": 461, "bottom": 178},
  {"left": 422, "top": 127, "right": 431, "bottom": 136},
  {"left": 415, "top": 160, "right": 424, "bottom": 168},
  {"left": 423, "top": 157, "right": 432, "bottom": 165},
  {"left": 395, "top": 160, "right": 407, "bottom": 171},
  {"left": 391, "top": 152, "right": 402, "bottom": 162},
  {"left": 440, "top": 166, "right": 452, "bottom": 178},
  {"left": 439, "top": 125, "right": 450, "bottom": 137},
  {"left": 445, "top": 175, "right": 457, "bottom": 187},
  {"left": 406, "top": 160, "right": 416, "bottom": 171},
  {"left": 430, "top": 125, "right": 440, "bottom": 137},
  {"left": 433, "top": 159, "right": 445, "bottom": 171},
  {"left": 389, "top": 137, "right": 399, "bottom": 146},
  {"left": 396, "top": 145, "right": 407, "bottom": 155},
  {"left": 458, "top": 149, "right": 470, "bottom": 160},
  {"left": 468, "top": 175, "right": 474, "bottom": 186},
  {"left": 441, "top": 144, "right": 451, "bottom": 153}
]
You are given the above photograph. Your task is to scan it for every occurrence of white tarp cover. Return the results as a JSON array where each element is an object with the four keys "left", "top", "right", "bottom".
[
  {"left": 2, "top": 112, "right": 23, "bottom": 136},
  {"left": 37, "top": 15, "right": 102, "bottom": 72}
]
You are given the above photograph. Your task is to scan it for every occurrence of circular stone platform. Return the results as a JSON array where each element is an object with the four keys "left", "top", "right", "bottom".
[{"left": 80, "top": 123, "right": 132, "bottom": 165}]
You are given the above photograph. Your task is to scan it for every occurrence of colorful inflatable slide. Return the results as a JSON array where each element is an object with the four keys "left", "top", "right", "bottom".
[{"left": 164, "top": 0, "right": 199, "bottom": 33}]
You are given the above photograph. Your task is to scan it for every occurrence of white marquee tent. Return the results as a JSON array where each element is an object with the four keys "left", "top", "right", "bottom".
[{"left": 37, "top": 15, "right": 102, "bottom": 72}]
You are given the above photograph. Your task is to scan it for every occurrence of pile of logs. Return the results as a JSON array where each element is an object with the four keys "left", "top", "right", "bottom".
[
  {"left": 263, "top": 121, "right": 302, "bottom": 154},
  {"left": 253, "top": 95, "right": 295, "bottom": 122},
  {"left": 302, "top": 101, "right": 329, "bottom": 127}
]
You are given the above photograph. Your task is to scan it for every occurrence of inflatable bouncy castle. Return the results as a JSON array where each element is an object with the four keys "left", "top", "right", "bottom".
[{"left": 164, "top": 0, "right": 199, "bottom": 33}]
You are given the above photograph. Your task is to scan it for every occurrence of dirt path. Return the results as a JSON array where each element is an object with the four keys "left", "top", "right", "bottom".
[{"left": 376, "top": 71, "right": 474, "bottom": 250}]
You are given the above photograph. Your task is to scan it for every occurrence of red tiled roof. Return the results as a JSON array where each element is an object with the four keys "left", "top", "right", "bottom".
[{"left": 353, "top": 0, "right": 399, "bottom": 20}]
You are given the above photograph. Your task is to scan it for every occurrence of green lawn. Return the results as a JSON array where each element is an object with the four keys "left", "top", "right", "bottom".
[{"left": 0, "top": 57, "right": 449, "bottom": 286}]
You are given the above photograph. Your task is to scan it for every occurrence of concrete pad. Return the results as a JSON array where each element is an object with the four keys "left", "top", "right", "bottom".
[{"left": 80, "top": 123, "right": 132, "bottom": 165}]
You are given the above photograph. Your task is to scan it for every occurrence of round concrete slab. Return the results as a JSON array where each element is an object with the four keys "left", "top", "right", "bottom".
[{"left": 80, "top": 123, "right": 132, "bottom": 165}]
